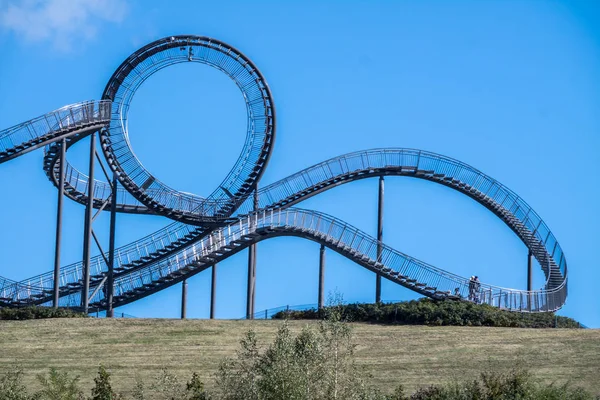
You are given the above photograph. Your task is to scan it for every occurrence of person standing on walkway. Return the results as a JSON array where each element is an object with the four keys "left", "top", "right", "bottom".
[
  {"left": 468, "top": 276, "right": 475, "bottom": 301},
  {"left": 473, "top": 276, "right": 481, "bottom": 303}
]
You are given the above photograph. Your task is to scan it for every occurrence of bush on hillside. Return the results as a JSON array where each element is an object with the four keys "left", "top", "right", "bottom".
[
  {"left": 0, "top": 306, "right": 87, "bottom": 320},
  {"left": 272, "top": 298, "right": 583, "bottom": 328}
]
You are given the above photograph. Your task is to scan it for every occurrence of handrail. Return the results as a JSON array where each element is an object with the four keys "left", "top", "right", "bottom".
[
  {"left": 79, "top": 208, "right": 565, "bottom": 313},
  {"left": 1, "top": 148, "right": 567, "bottom": 311},
  {"left": 0, "top": 101, "right": 111, "bottom": 163}
]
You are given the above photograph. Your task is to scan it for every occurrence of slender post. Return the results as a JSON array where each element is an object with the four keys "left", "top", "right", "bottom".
[
  {"left": 181, "top": 279, "right": 188, "bottom": 319},
  {"left": 210, "top": 263, "right": 217, "bottom": 319},
  {"left": 527, "top": 250, "right": 533, "bottom": 291},
  {"left": 53, "top": 138, "right": 66, "bottom": 308},
  {"left": 246, "top": 246, "right": 255, "bottom": 319},
  {"left": 81, "top": 132, "right": 96, "bottom": 313},
  {"left": 252, "top": 190, "right": 258, "bottom": 315},
  {"left": 318, "top": 244, "right": 326, "bottom": 309},
  {"left": 107, "top": 173, "right": 118, "bottom": 318},
  {"left": 376, "top": 176, "right": 384, "bottom": 303},
  {"left": 246, "top": 190, "right": 259, "bottom": 319},
  {"left": 527, "top": 250, "right": 533, "bottom": 311}
]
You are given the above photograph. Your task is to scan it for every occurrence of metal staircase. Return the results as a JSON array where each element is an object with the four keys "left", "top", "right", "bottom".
[
  {"left": 0, "top": 35, "right": 568, "bottom": 314},
  {"left": 0, "top": 101, "right": 110, "bottom": 164},
  {"left": 0, "top": 148, "right": 567, "bottom": 313},
  {"left": 84, "top": 208, "right": 565, "bottom": 312}
]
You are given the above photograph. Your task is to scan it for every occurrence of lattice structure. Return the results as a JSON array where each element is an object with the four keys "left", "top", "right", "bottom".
[{"left": 0, "top": 36, "right": 567, "bottom": 314}]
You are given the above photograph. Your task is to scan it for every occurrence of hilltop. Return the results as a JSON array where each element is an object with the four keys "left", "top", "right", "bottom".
[{"left": 0, "top": 319, "right": 598, "bottom": 395}]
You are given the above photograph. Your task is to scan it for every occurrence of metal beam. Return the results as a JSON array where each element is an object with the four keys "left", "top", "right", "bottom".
[
  {"left": 53, "top": 138, "right": 66, "bottom": 308},
  {"left": 252, "top": 191, "right": 259, "bottom": 315},
  {"left": 91, "top": 230, "right": 110, "bottom": 267},
  {"left": 527, "top": 250, "right": 533, "bottom": 292},
  {"left": 81, "top": 132, "right": 96, "bottom": 314},
  {"left": 246, "top": 190, "right": 259, "bottom": 319},
  {"left": 88, "top": 275, "right": 108, "bottom": 303},
  {"left": 181, "top": 279, "right": 188, "bottom": 319},
  {"left": 318, "top": 244, "right": 325, "bottom": 309},
  {"left": 210, "top": 263, "right": 217, "bottom": 319},
  {"left": 107, "top": 173, "right": 117, "bottom": 318},
  {"left": 376, "top": 176, "right": 384, "bottom": 303},
  {"left": 246, "top": 240, "right": 255, "bottom": 319}
]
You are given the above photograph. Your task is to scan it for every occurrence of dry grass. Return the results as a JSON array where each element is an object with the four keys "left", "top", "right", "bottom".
[{"left": 0, "top": 318, "right": 598, "bottom": 396}]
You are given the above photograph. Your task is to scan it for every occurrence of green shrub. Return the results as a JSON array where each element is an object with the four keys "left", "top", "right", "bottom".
[
  {"left": 35, "top": 367, "right": 82, "bottom": 400},
  {"left": 0, "top": 306, "right": 87, "bottom": 320},
  {"left": 90, "top": 365, "right": 119, "bottom": 400},
  {"left": 409, "top": 368, "right": 597, "bottom": 400},
  {"left": 0, "top": 367, "right": 28, "bottom": 400},
  {"left": 272, "top": 298, "right": 583, "bottom": 329}
]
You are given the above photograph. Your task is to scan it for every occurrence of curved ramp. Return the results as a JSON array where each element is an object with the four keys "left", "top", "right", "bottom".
[{"left": 1, "top": 149, "right": 567, "bottom": 312}]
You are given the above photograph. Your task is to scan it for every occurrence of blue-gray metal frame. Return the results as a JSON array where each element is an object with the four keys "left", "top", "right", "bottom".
[{"left": 0, "top": 36, "right": 568, "bottom": 315}]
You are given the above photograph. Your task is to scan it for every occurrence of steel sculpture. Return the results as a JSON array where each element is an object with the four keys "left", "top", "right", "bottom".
[{"left": 0, "top": 35, "right": 568, "bottom": 314}]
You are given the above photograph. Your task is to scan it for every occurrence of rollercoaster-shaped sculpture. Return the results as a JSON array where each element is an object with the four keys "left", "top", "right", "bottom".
[{"left": 0, "top": 35, "right": 567, "bottom": 313}]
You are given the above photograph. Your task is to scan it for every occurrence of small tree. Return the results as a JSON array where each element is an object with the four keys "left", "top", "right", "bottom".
[
  {"left": 35, "top": 367, "right": 82, "bottom": 400},
  {"left": 214, "top": 291, "right": 383, "bottom": 400},
  {"left": 215, "top": 330, "right": 261, "bottom": 400},
  {"left": 186, "top": 372, "right": 209, "bottom": 400},
  {"left": 90, "top": 365, "right": 117, "bottom": 400}
]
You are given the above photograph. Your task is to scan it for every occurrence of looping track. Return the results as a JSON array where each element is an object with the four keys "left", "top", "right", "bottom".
[{"left": 0, "top": 36, "right": 567, "bottom": 313}]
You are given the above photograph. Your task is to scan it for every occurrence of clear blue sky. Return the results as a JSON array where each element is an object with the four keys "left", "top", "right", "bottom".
[{"left": 0, "top": 0, "right": 598, "bottom": 327}]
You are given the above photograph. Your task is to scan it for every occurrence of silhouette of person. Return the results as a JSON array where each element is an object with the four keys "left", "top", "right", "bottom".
[
  {"left": 473, "top": 276, "right": 481, "bottom": 303},
  {"left": 468, "top": 276, "right": 476, "bottom": 301}
]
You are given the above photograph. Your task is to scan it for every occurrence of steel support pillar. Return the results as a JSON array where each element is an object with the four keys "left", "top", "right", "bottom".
[
  {"left": 318, "top": 244, "right": 325, "bottom": 309},
  {"left": 210, "top": 263, "right": 217, "bottom": 319},
  {"left": 246, "top": 190, "right": 259, "bottom": 319},
  {"left": 181, "top": 279, "right": 188, "bottom": 319},
  {"left": 246, "top": 245, "right": 255, "bottom": 319},
  {"left": 376, "top": 176, "right": 384, "bottom": 303},
  {"left": 527, "top": 250, "right": 533, "bottom": 292},
  {"left": 106, "top": 174, "right": 117, "bottom": 318},
  {"left": 81, "top": 132, "right": 96, "bottom": 313},
  {"left": 53, "top": 138, "right": 66, "bottom": 308}
]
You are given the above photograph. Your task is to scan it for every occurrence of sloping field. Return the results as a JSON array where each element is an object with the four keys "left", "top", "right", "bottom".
[{"left": 0, "top": 319, "right": 598, "bottom": 395}]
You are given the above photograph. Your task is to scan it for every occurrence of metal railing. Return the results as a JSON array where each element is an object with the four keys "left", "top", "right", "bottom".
[
  {"left": 41, "top": 148, "right": 567, "bottom": 285},
  {"left": 72, "top": 208, "right": 566, "bottom": 312},
  {"left": 0, "top": 100, "right": 110, "bottom": 158},
  {"left": 2, "top": 149, "right": 567, "bottom": 312}
]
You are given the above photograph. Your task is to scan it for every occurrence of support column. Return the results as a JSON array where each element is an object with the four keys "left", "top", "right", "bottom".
[
  {"left": 527, "top": 250, "right": 534, "bottom": 311},
  {"left": 252, "top": 191, "right": 258, "bottom": 315},
  {"left": 181, "top": 279, "right": 188, "bottom": 319},
  {"left": 53, "top": 138, "right": 66, "bottom": 308},
  {"left": 246, "top": 190, "right": 259, "bottom": 319},
  {"left": 210, "top": 264, "right": 217, "bottom": 319},
  {"left": 106, "top": 173, "right": 118, "bottom": 318},
  {"left": 376, "top": 176, "right": 384, "bottom": 303},
  {"left": 81, "top": 132, "right": 96, "bottom": 314},
  {"left": 246, "top": 245, "right": 255, "bottom": 319},
  {"left": 318, "top": 244, "right": 325, "bottom": 309},
  {"left": 527, "top": 250, "right": 533, "bottom": 291}
]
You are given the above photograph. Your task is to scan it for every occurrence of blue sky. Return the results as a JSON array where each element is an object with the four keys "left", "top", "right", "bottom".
[{"left": 0, "top": 0, "right": 598, "bottom": 327}]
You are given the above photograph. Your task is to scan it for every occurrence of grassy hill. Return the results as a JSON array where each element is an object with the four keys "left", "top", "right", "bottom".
[{"left": 0, "top": 319, "right": 598, "bottom": 396}]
